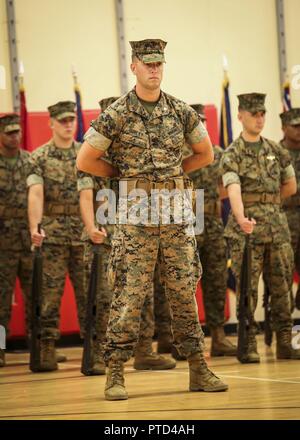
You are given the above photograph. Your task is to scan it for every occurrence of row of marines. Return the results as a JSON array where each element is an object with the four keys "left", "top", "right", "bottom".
[{"left": 0, "top": 45, "right": 300, "bottom": 401}]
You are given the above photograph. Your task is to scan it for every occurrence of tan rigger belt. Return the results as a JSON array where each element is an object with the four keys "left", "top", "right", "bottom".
[
  {"left": 44, "top": 203, "right": 80, "bottom": 216},
  {"left": 242, "top": 193, "right": 281, "bottom": 206},
  {"left": 0, "top": 206, "right": 27, "bottom": 219},
  {"left": 119, "top": 177, "right": 192, "bottom": 195}
]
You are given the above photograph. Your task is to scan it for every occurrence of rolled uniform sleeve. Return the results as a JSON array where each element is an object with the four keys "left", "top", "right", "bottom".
[
  {"left": 278, "top": 145, "right": 295, "bottom": 183},
  {"left": 282, "top": 164, "right": 295, "bottom": 181},
  {"left": 26, "top": 154, "right": 44, "bottom": 187},
  {"left": 83, "top": 127, "right": 112, "bottom": 152},
  {"left": 220, "top": 148, "right": 240, "bottom": 187},
  {"left": 77, "top": 170, "right": 95, "bottom": 192},
  {"left": 84, "top": 109, "right": 120, "bottom": 152},
  {"left": 184, "top": 106, "right": 208, "bottom": 145}
]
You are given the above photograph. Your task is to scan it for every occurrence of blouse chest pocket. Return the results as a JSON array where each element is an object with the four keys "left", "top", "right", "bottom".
[
  {"left": 117, "top": 133, "right": 148, "bottom": 169},
  {"left": 161, "top": 127, "right": 184, "bottom": 149},
  {"left": 156, "top": 128, "right": 184, "bottom": 166},
  {"left": 44, "top": 160, "right": 66, "bottom": 200},
  {"left": 120, "top": 133, "right": 148, "bottom": 149},
  {"left": 265, "top": 155, "right": 281, "bottom": 181},
  {"left": 0, "top": 168, "right": 12, "bottom": 194},
  {"left": 239, "top": 156, "right": 259, "bottom": 181},
  {"left": 44, "top": 160, "right": 66, "bottom": 183}
]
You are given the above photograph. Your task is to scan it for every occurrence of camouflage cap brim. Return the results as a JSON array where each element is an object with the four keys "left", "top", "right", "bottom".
[
  {"left": 289, "top": 117, "right": 300, "bottom": 125},
  {"left": 140, "top": 53, "right": 166, "bottom": 64},
  {"left": 55, "top": 112, "right": 76, "bottom": 120},
  {"left": 3, "top": 124, "right": 21, "bottom": 133}
]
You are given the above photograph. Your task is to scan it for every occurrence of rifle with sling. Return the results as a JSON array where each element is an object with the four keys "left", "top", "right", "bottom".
[
  {"left": 29, "top": 223, "right": 43, "bottom": 372},
  {"left": 81, "top": 242, "right": 101, "bottom": 375},
  {"left": 263, "top": 275, "right": 273, "bottom": 346},
  {"left": 237, "top": 234, "right": 252, "bottom": 363}
]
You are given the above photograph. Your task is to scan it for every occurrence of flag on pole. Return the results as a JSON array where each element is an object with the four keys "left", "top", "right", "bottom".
[
  {"left": 220, "top": 72, "right": 233, "bottom": 149},
  {"left": 19, "top": 61, "right": 28, "bottom": 150},
  {"left": 219, "top": 69, "right": 233, "bottom": 226},
  {"left": 282, "top": 80, "right": 292, "bottom": 112},
  {"left": 72, "top": 67, "right": 85, "bottom": 142},
  {"left": 219, "top": 62, "right": 236, "bottom": 292}
]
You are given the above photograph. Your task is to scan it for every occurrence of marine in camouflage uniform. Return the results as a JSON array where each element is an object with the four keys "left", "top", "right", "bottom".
[
  {"left": 0, "top": 114, "right": 32, "bottom": 368},
  {"left": 27, "top": 101, "right": 86, "bottom": 371},
  {"left": 78, "top": 39, "right": 228, "bottom": 400},
  {"left": 220, "top": 93, "right": 300, "bottom": 363},
  {"left": 280, "top": 108, "right": 300, "bottom": 311}
]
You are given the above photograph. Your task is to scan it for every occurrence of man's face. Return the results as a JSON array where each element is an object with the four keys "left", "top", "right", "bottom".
[
  {"left": 130, "top": 58, "right": 163, "bottom": 91},
  {"left": 282, "top": 124, "right": 300, "bottom": 144},
  {"left": 238, "top": 110, "right": 265, "bottom": 136},
  {"left": 0, "top": 130, "right": 21, "bottom": 151},
  {"left": 51, "top": 116, "right": 76, "bottom": 140}
]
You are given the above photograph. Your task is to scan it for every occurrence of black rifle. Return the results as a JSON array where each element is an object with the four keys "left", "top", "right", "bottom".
[
  {"left": 29, "top": 224, "right": 43, "bottom": 372},
  {"left": 237, "top": 235, "right": 252, "bottom": 363},
  {"left": 263, "top": 276, "right": 273, "bottom": 346},
  {"left": 81, "top": 243, "right": 101, "bottom": 375}
]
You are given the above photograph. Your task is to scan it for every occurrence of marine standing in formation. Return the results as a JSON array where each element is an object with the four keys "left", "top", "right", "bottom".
[
  {"left": 77, "top": 38, "right": 228, "bottom": 400},
  {"left": 27, "top": 101, "right": 87, "bottom": 371},
  {"left": 220, "top": 93, "right": 300, "bottom": 363},
  {"left": 0, "top": 114, "right": 32, "bottom": 368}
]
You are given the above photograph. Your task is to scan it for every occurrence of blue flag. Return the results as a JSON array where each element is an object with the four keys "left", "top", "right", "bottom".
[
  {"left": 283, "top": 81, "right": 292, "bottom": 112},
  {"left": 74, "top": 85, "right": 85, "bottom": 142},
  {"left": 220, "top": 72, "right": 233, "bottom": 225},
  {"left": 220, "top": 74, "right": 233, "bottom": 150}
]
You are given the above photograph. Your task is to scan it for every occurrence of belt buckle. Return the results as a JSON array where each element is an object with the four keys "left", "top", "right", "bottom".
[{"left": 261, "top": 193, "right": 268, "bottom": 203}]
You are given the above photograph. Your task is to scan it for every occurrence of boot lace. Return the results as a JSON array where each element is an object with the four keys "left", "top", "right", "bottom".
[{"left": 111, "top": 362, "right": 123, "bottom": 384}]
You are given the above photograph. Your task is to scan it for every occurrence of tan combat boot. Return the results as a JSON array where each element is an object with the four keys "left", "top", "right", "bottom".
[
  {"left": 188, "top": 352, "right": 228, "bottom": 392},
  {"left": 0, "top": 348, "right": 5, "bottom": 367},
  {"left": 276, "top": 330, "right": 300, "bottom": 360},
  {"left": 56, "top": 351, "right": 67, "bottom": 363},
  {"left": 210, "top": 326, "right": 237, "bottom": 357},
  {"left": 105, "top": 360, "right": 128, "bottom": 401},
  {"left": 134, "top": 340, "right": 176, "bottom": 370},
  {"left": 157, "top": 333, "right": 173, "bottom": 354},
  {"left": 39, "top": 339, "right": 58, "bottom": 372}
]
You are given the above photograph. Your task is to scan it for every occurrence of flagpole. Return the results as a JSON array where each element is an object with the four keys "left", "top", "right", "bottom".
[
  {"left": 19, "top": 60, "right": 28, "bottom": 150},
  {"left": 19, "top": 60, "right": 24, "bottom": 92}
]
